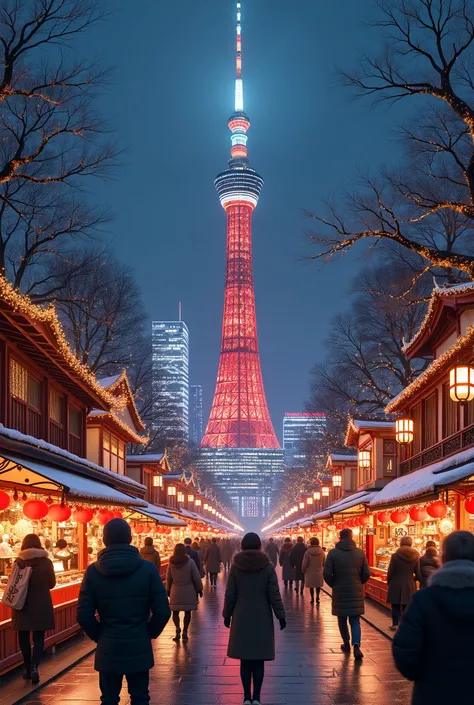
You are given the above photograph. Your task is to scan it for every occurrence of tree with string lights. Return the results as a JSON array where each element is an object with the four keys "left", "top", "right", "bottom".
[{"left": 307, "top": 0, "right": 474, "bottom": 278}]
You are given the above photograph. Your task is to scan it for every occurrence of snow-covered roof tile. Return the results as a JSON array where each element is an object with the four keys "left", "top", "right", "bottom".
[
  {"left": 329, "top": 454, "right": 358, "bottom": 462},
  {"left": 98, "top": 373, "right": 123, "bottom": 389},
  {"left": 311, "top": 490, "right": 377, "bottom": 520},
  {"left": 128, "top": 453, "right": 165, "bottom": 463},
  {"left": 370, "top": 446, "right": 474, "bottom": 507}
]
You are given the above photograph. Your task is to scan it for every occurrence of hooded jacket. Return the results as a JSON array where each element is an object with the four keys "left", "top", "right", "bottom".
[
  {"left": 323, "top": 538, "right": 370, "bottom": 616},
  {"left": 77, "top": 544, "right": 170, "bottom": 674},
  {"left": 223, "top": 550, "right": 285, "bottom": 661},
  {"left": 11, "top": 548, "right": 56, "bottom": 632},
  {"left": 166, "top": 553, "right": 203, "bottom": 612},
  {"left": 302, "top": 545, "right": 326, "bottom": 588},
  {"left": 139, "top": 544, "right": 161, "bottom": 572},
  {"left": 393, "top": 560, "right": 474, "bottom": 705},
  {"left": 279, "top": 541, "right": 295, "bottom": 582},
  {"left": 387, "top": 545, "right": 422, "bottom": 606}
]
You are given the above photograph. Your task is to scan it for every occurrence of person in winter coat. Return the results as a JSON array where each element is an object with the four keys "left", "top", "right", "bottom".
[
  {"left": 221, "top": 539, "right": 233, "bottom": 570},
  {"left": 265, "top": 537, "right": 280, "bottom": 567},
  {"left": 279, "top": 538, "right": 295, "bottom": 589},
  {"left": 167, "top": 543, "right": 203, "bottom": 642},
  {"left": 387, "top": 536, "right": 421, "bottom": 630},
  {"left": 223, "top": 532, "right": 286, "bottom": 705},
  {"left": 323, "top": 528, "right": 370, "bottom": 660},
  {"left": 204, "top": 537, "right": 222, "bottom": 587},
  {"left": 139, "top": 537, "right": 161, "bottom": 574},
  {"left": 77, "top": 518, "right": 170, "bottom": 705},
  {"left": 290, "top": 536, "right": 307, "bottom": 595},
  {"left": 302, "top": 537, "right": 326, "bottom": 604},
  {"left": 393, "top": 531, "right": 474, "bottom": 705},
  {"left": 11, "top": 534, "right": 56, "bottom": 684},
  {"left": 184, "top": 537, "right": 204, "bottom": 576},
  {"left": 419, "top": 541, "right": 440, "bottom": 589}
]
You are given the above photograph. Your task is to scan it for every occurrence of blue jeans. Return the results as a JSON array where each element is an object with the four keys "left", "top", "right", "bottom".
[{"left": 337, "top": 615, "right": 361, "bottom": 646}]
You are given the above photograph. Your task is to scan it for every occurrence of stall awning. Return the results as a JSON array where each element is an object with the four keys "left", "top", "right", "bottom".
[
  {"left": 311, "top": 490, "right": 379, "bottom": 521},
  {"left": 128, "top": 502, "right": 187, "bottom": 527},
  {"left": 0, "top": 451, "right": 147, "bottom": 507},
  {"left": 370, "top": 448, "right": 474, "bottom": 509}
]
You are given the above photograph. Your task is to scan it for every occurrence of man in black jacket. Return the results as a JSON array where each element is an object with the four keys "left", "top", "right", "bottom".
[
  {"left": 184, "top": 537, "right": 203, "bottom": 575},
  {"left": 77, "top": 518, "right": 170, "bottom": 705}
]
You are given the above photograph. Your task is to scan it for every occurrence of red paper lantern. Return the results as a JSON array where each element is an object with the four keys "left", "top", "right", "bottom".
[
  {"left": 97, "top": 509, "right": 114, "bottom": 525},
  {"left": 0, "top": 490, "right": 10, "bottom": 511},
  {"left": 377, "top": 511, "right": 391, "bottom": 524},
  {"left": 134, "top": 524, "right": 145, "bottom": 534},
  {"left": 409, "top": 506, "right": 429, "bottom": 523},
  {"left": 391, "top": 510, "right": 408, "bottom": 524},
  {"left": 427, "top": 501, "right": 448, "bottom": 519},
  {"left": 465, "top": 496, "right": 474, "bottom": 515},
  {"left": 23, "top": 499, "right": 49, "bottom": 520},
  {"left": 48, "top": 503, "right": 72, "bottom": 522},
  {"left": 73, "top": 507, "right": 94, "bottom": 524},
  {"left": 359, "top": 515, "right": 371, "bottom": 526},
  {"left": 112, "top": 510, "right": 123, "bottom": 519}
]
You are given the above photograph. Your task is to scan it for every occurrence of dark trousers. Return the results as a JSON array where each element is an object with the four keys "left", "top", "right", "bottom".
[
  {"left": 18, "top": 631, "right": 45, "bottom": 670},
  {"left": 209, "top": 572, "right": 218, "bottom": 586},
  {"left": 295, "top": 577, "right": 305, "bottom": 592},
  {"left": 337, "top": 615, "right": 361, "bottom": 646},
  {"left": 240, "top": 660, "right": 265, "bottom": 701},
  {"left": 283, "top": 580, "right": 293, "bottom": 588},
  {"left": 99, "top": 671, "right": 150, "bottom": 705},
  {"left": 309, "top": 587, "right": 321, "bottom": 602},
  {"left": 391, "top": 604, "right": 405, "bottom": 626}
]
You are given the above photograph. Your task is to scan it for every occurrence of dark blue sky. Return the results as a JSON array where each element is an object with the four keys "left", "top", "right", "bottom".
[{"left": 84, "top": 0, "right": 409, "bottom": 443}]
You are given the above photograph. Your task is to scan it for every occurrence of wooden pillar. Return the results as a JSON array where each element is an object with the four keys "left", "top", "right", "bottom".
[{"left": 78, "top": 523, "right": 88, "bottom": 570}]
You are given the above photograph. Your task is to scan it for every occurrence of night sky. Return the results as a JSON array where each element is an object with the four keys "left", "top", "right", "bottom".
[{"left": 83, "top": 0, "right": 410, "bottom": 443}]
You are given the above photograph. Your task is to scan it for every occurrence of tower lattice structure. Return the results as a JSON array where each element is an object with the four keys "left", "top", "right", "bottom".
[{"left": 201, "top": 2, "right": 279, "bottom": 450}]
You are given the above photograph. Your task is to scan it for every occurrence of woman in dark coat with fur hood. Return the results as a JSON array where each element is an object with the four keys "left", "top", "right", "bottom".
[
  {"left": 393, "top": 531, "right": 474, "bottom": 705},
  {"left": 387, "top": 536, "right": 421, "bottom": 630},
  {"left": 11, "top": 534, "right": 56, "bottom": 684},
  {"left": 419, "top": 541, "right": 440, "bottom": 588},
  {"left": 223, "top": 532, "right": 286, "bottom": 705}
]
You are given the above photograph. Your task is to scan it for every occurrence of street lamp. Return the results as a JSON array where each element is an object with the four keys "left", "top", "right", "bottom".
[
  {"left": 396, "top": 417, "right": 414, "bottom": 444},
  {"left": 449, "top": 363, "right": 474, "bottom": 403},
  {"left": 358, "top": 450, "right": 371, "bottom": 469}
]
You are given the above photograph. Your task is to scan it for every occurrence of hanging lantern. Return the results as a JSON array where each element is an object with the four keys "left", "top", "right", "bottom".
[
  {"left": 112, "top": 510, "right": 123, "bottom": 519},
  {"left": 409, "top": 506, "right": 429, "bottom": 523},
  {"left": 73, "top": 507, "right": 94, "bottom": 524},
  {"left": 188, "top": 495, "right": 194, "bottom": 503},
  {"left": 391, "top": 510, "right": 408, "bottom": 524},
  {"left": 23, "top": 499, "right": 49, "bottom": 520},
  {"left": 167, "top": 486, "right": 176, "bottom": 496},
  {"left": 134, "top": 524, "right": 144, "bottom": 535},
  {"left": 465, "top": 496, "right": 474, "bottom": 514},
  {"left": 396, "top": 418, "right": 414, "bottom": 444},
  {"left": 427, "top": 501, "right": 448, "bottom": 519},
  {"left": 307, "top": 497, "right": 313, "bottom": 505},
  {"left": 0, "top": 490, "right": 10, "bottom": 511},
  {"left": 195, "top": 499, "right": 202, "bottom": 507},
  {"left": 449, "top": 363, "right": 474, "bottom": 403},
  {"left": 322, "top": 487, "right": 330, "bottom": 497},
  {"left": 359, "top": 515, "right": 371, "bottom": 526},
  {"left": 332, "top": 474, "right": 342, "bottom": 487},
  {"left": 153, "top": 475, "right": 163, "bottom": 488},
  {"left": 377, "top": 511, "right": 391, "bottom": 523},
  {"left": 313, "top": 491, "right": 321, "bottom": 501},
  {"left": 299, "top": 502, "right": 305, "bottom": 509},
  {"left": 48, "top": 503, "right": 72, "bottom": 522},
  {"left": 97, "top": 509, "right": 114, "bottom": 525},
  {"left": 358, "top": 450, "right": 371, "bottom": 469},
  {"left": 177, "top": 492, "right": 185, "bottom": 503}
]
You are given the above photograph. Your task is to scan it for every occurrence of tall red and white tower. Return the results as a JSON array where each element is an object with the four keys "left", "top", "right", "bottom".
[{"left": 201, "top": 2, "right": 279, "bottom": 450}]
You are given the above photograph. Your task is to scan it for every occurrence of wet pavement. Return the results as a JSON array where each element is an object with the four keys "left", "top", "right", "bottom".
[{"left": 17, "top": 571, "right": 412, "bottom": 705}]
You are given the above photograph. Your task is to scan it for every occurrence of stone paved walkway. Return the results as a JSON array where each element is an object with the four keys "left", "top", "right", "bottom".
[{"left": 17, "top": 571, "right": 413, "bottom": 705}]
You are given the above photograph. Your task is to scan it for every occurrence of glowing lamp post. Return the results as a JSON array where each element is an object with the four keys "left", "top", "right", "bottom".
[
  {"left": 396, "top": 418, "right": 414, "bottom": 444},
  {"left": 449, "top": 364, "right": 474, "bottom": 403}
]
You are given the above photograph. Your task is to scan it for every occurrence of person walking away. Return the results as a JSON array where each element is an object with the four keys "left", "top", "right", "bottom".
[
  {"left": 11, "top": 534, "right": 56, "bottom": 684},
  {"left": 265, "top": 537, "right": 280, "bottom": 568},
  {"left": 290, "top": 536, "right": 307, "bottom": 595},
  {"left": 184, "top": 537, "right": 204, "bottom": 576},
  {"left": 223, "top": 532, "right": 286, "bottom": 705},
  {"left": 204, "top": 537, "right": 222, "bottom": 588},
  {"left": 167, "top": 543, "right": 203, "bottom": 642},
  {"left": 222, "top": 539, "right": 233, "bottom": 570},
  {"left": 77, "top": 518, "right": 170, "bottom": 705},
  {"left": 323, "top": 528, "right": 370, "bottom": 660},
  {"left": 140, "top": 537, "right": 161, "bottom": 575},
  {"left": 387, "top": 536, "right": 421, "bottom": 631},
  {"left": 279, "top": 537, "right": 295, "bottom": 589},
  {"left": 393, "top": 531, "right": 474, "bottom": 705},
  {"left": 302, "top": 537, "right": 325, "bottom": 604},
  {"left": 419, "top": 540, "right": 440, "bottom": 589}
]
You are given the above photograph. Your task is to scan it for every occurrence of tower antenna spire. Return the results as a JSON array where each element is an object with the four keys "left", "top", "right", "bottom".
[{"left": 235, "top": 2, "right": 243, "bottom": 111}]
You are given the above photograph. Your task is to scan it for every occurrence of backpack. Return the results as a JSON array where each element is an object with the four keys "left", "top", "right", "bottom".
[{"left": 1, "top": 559, "right": 32, "bottom": 610}]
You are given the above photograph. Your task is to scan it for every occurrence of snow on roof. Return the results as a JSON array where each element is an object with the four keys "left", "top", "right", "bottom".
[
  {"left": 370, "top": 445, "right": 474, "bottom": 507},
  {"left": 98, "top": 373, "right": 122, "bottom": 389},
  {"left": 328, "top": 453, "right": 358, "bottom": 463},
  {"left": 128, "top": 453, "right": 165, "bottom": 463},
  {"left": 133, "top": 502, "right": 187, "bottom": 526},
  {"left": 311, "top": 490, "right": 377, "bottom": 520},
  {"left": 352, "top": 420, "right": 395, "bottom": 430},
  {"left": 0, "top": 424, "right": 146, "bottom": 492}
]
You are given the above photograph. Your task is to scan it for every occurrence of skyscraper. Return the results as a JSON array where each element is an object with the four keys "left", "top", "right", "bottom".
[
  {"left": 283, "top": 413, "right": 327, "bottom": 469},
  {"left": 152, "top": 321, "right": 189, "bottom": 445},
  {"left": 198, "top": 3, "right": 283, "bottom": 522},
  {"left": 189, "top": 384, "right": 203, "bottom": 446}
]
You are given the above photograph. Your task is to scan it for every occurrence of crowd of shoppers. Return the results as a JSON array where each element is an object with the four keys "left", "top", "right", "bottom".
[{"left": 11, "top": 520, "right": 474, "bottom": 705}]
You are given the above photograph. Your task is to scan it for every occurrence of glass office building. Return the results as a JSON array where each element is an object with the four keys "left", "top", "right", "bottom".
[
  {"left": 189, "top": 384, "right": 203, "bottom": 447},
  {"left": 283, "top": 413, "right": 327, "bottom": 468},
  {"left": 152, "top": 321, "right": 189, "bottom": 444}
]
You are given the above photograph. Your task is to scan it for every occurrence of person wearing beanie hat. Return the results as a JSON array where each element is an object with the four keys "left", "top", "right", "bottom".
[{"left": 77, "top": 518, "right": 170, "bottom": 704}]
